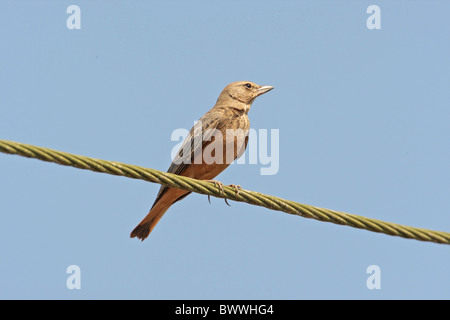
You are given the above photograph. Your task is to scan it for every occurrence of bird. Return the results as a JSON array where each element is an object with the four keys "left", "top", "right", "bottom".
[{"left": 130, "top": 81, "right": 274, "bottom": 240}]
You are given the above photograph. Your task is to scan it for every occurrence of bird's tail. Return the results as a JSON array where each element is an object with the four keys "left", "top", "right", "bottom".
[{"left": 130, "top": 201, "right": 170, "bottom": 241}]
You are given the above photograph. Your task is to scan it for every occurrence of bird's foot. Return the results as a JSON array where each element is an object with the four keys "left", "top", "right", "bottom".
[
  {"left": 206, "top": 180, "right": 239, "bottom": 206},
  {"left": 206, "top": 180, "right": 224, "bottom": 204},
  {"left": 206, "top": 179, "right": 225, "bottom": 193},
  {"left": 223, "top": 185, "right": 241, "bottom": 206},
  {"left": 227, "top": 184, "right": 242, "bottom": 196}
]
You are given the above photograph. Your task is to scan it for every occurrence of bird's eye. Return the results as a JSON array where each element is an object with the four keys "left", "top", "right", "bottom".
[{"left": 244, "top": 83, "right": 252, "bottom": 89}]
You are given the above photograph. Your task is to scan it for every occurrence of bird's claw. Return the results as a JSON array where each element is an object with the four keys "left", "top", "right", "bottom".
[
  {"left": 206, "top": 181, "right": 242, "bottom": 207},
  {"left": 223, "top": 185, "right": 241, "bottom": 206},
  {"left": 228, "top": 184, "right": 242, "bottom": 196},
  {"left": 207, "top": 180, "right": 224, "bottom": 193},
  {"left": 207, "top": 180, "right": 224, "bottom": 205}
]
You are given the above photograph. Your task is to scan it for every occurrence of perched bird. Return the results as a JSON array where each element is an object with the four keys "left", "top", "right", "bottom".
[{"left": 130, "top": 81, "right": 274, "bottom": 240}]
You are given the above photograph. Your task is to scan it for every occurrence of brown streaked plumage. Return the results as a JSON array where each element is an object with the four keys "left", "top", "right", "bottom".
[{"left": 130, "top": 81, "right": 274, "bottom": 240}]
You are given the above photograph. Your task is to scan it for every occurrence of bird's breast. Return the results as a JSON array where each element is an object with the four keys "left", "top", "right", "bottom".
[{"left": 220, "top": 113, "right": 249, "bottom": 164}]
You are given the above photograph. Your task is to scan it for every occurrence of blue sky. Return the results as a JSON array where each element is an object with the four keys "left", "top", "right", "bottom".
[{"left": 1, "top": 1, "right": 449, "bottom": 299}]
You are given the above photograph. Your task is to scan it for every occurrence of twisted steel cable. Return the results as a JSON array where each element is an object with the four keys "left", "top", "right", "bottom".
[{"left": 1, "top": 139, "right": 449, "bottom": 245}]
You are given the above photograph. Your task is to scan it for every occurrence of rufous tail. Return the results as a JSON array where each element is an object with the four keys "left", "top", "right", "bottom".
[{"left": 130, "top": 201, "right": 170, "bottom": 241}]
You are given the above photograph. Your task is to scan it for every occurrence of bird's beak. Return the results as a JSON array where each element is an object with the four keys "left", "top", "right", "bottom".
[{"left": 256, "top": 85, "right": 274, "bottom": 96}]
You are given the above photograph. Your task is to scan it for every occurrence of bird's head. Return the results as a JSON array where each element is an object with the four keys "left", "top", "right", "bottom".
[{"left": 218, "top": 81, "right": 274, "bottom": 105}]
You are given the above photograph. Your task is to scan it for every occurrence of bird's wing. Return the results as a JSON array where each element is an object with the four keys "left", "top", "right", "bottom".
[
  {"left": 151, "top": 111, "right": 221, "bottom": 207},
  {"left": 168, "top": 111, "right": 221, "bottom": 175}
]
